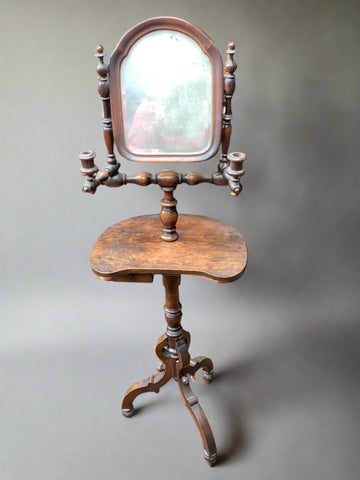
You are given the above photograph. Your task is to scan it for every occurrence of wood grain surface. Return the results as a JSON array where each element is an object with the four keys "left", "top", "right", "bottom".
[{"left": 90, "top": 214, "right": 247, "bottom": 283}]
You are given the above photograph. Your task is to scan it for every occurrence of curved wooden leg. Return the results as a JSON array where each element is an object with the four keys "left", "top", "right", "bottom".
[
  {"left": 177, "top": 374, "right": 217, "bottom": 466},
  {"left": 175, "top": 337, "right": 217, "bottom": 466},
  {"left": 180, "top": 328, "right": 214, "bottom": 383},
  {"left": 121, "top": 334, "right": 172, "bottom": 417},
  {"left": 121, "top": 275, "right": 218, "bottom": 466},
  {"left": 183, "top": 355, "right": 214, "bottom": 384}
]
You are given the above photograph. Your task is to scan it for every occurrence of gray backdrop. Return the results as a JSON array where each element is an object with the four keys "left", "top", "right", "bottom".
[{"left": 1, "top": 1, "right": 359, "bottom": 479}]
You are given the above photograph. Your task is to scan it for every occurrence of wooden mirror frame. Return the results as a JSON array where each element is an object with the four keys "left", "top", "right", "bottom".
[
  {"left": 78, "top": 17, "right": 246, "bottom": 240},
  {"left": 109, "top": 16, "right": 224, "bottom": 162}
]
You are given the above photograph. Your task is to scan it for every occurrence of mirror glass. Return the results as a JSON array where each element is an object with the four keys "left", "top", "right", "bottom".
[{"left": 120, "top": 30, "right": 213, "bottom": 155}]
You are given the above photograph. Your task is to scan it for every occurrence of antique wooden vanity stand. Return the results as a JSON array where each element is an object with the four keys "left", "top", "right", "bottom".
[{"left": 78, "top": 17, "right": 247, "bottom": 466}]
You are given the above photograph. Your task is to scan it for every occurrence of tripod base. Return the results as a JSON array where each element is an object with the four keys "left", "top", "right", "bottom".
[{"left": 121, "top": 330, "right": 216, "bottom": 466}]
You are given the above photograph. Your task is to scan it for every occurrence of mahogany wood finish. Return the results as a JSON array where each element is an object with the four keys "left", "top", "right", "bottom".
[
  {"left": 121, "top": 274, "right": 218, "bottom": 466},
  {"left": 78, "top": 152, "right": 246, "bottom": 197},
  {"left": 159, "top": 186, "right": 179, "bottom": 242},
  {"left": 223, "top": 151, "right": 247, "bottom": 196},
  {"left": 90, "top": 214, "right": 247, "bottom": 283},
  {"left": 77, "top": 16, "right": 248, "bottom": 467},
  {"left": 77, "top": 150, "right": 246, "bottom": 238},
  {"left": 109, "top": 16, "right": 224, "bottom": 163},
  {"left": 78, "top": 150, "right": 98, "bottom": 194},
  {"left": 91, "top": 212, "right": 246, "bottom": 464},
  {"left": 218, "top": 42, "right": 237, "bottom": 172},
  {"left": 95, "top": 46, "right": 120, "bottom": 178},
  {"left": 77, "top": 17, "right": 246, "bottom": 241}
]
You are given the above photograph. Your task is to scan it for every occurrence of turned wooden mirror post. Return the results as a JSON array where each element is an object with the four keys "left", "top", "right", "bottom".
[{"left": 78, "top": 16, "right": 247, "bottom": 466}]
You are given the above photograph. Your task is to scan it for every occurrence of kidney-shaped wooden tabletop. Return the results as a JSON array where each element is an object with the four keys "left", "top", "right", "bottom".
[{"left": 90, "top": 214, "right": 247, "bottom": 283}]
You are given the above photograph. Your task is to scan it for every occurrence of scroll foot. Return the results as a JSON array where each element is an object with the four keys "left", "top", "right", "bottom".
[
  {"left": 204, "top": 450, "right": 217, "bottom": 467},
  {"left": 122, "top": 406, "right": 135, "bottom": 418},
  {"left": 121, "top": 365, "right": 172, "bottom": 416},
  {"left": 121, "top": 335, "right": 171, "bottom": 415},
  {"left": 202, "top": 369, "right": 214, "bottom": 384}
]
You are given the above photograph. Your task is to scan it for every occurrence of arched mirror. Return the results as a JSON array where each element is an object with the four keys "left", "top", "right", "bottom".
[{"left": 109, "top": 17, "right": 223, "bottom": 162}]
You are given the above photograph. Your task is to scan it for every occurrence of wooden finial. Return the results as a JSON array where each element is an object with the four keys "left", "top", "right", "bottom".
[
  {"left": 224, "top": 42, "right": 237, "bottom": 96},
  {"left": 95, "top": 45, "right": 107, "bottom": 79}
]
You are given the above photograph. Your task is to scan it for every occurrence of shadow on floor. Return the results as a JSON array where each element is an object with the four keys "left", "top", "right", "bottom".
[{"left": 211, "top": 312, "right": 360, "bottom": 464}]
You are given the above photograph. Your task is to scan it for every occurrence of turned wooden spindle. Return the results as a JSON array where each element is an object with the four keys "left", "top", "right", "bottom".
[
  {"left": 157, "top": 170, "right": 181, "bottom": 242},
  {"left": 95, "top": 45, "right": 119, "bottom": 180},
  {"left": 163, "top": 274, "right": 183, "bottom": 338},
  {"left": 160, "top": 187, "right": 179, "bottom": 242},
  {"left": 218, "top": 42, "right": 237, "bottom": 173}
]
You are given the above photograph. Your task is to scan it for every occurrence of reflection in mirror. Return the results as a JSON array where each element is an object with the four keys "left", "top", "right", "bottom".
[{"left": 120, "top": 30, "right": 212, "bottom": 155}]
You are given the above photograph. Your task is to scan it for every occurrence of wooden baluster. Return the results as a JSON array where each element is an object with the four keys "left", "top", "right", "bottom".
[
  {"left": 160, "top": 186, "right": 179, "bottom": 242},
  {"left": 95, "top": 45, "right": 119, "bottom": 180},
  {"left": 157, "top": 170, "right": 182, "bottom": 242},
  {"left": 218, "top": 42, "right": 237, "bottom": 173}
]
